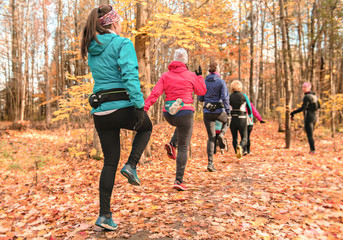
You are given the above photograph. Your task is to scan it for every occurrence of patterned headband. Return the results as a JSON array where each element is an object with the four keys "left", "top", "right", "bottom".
[{"left": 98, "top": 5, "right": 122, "bottom": 26}]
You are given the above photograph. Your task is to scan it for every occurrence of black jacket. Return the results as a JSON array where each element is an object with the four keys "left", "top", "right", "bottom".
[
  {"left": 229, "top": 91, "right": 252, "bottom": 116},
  {"left": 291, "top": 91, "right": 320, "bottom": 120}
]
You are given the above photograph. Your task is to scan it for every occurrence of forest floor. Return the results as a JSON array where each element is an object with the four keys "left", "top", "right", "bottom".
[{"left": 0, "top": 120, "right": 342, "bottom": 240}]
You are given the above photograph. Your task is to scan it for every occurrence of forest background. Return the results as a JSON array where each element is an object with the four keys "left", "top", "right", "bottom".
[
  {"left": 0, "top": 0, "right": 343, "bottom": 146},
  {"left": 0, "top": 0, "right": 343, "bottom": 239}
]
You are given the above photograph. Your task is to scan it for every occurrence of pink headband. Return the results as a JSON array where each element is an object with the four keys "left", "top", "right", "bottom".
[
  {"left": 98, "top": 6, "right": 122, "bottom": 26},
  {"left": 303, "top": 82, "right": 311, "bottom": 89}
]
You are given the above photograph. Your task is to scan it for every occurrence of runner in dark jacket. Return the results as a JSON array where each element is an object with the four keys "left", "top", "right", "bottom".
[
  {"left": 198, "top": 62, "right": 230, "bottom": 172},
  {"left": 291, "top": 82, "right": 320, "bottom": 154},
  {"left": 229, "top": 80, "right": 252, "bottom": 159}
]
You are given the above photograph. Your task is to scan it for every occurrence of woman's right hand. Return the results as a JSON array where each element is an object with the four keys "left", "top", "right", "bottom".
[{"left": 195, "top": 66, "right": 202, "bottom": 76}]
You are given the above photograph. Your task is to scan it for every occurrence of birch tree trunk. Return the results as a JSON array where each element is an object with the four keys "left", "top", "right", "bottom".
[{"left": 20, "top": 0, "right": 30, "bottom": 121}]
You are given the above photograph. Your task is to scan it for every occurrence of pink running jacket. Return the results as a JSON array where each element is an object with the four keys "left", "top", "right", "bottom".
[{"left": 144, "top": 61, "right": 207, "bottom": 112}]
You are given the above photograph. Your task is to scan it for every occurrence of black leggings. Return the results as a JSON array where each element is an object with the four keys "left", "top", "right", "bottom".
[
  {"left": 247, "top": 125, "right": 253, "bottom": 153},
  {"left": 305, "top": 117, "right": 316, "bottom": 151},
  {"left": 203, "top": 112, "right": 229, "bottom": 162},
  {"left": 230, "top": 117, "right": 248, "bottom": 152},
  {"left": 164, "top": 112, "right": 194, "bottom": 183},
  {"left": 93, "top": 107, "right": 152, "bottom": 216}
]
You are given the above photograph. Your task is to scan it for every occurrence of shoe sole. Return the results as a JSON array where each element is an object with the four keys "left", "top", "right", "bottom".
[
  {"left": 165, "top": 144, "right": 176, "bottom": 159},
  {"left": 236, "top": 146, "right": 243, "bottom": 159},
  {"left": 120, "top": 170, "right": 141, "bottom": 186},
  {"left": 95, "top": 223, "right": 118, "bottom": 231},
  {"left": 217, "top": 135, "right": 226, "bottom": 149},
  {"left": 207, "top": 168, "right": 216, "bottom": 172},
  {"left": 173, "top": 185, "right": 187, "bottom": 191}
]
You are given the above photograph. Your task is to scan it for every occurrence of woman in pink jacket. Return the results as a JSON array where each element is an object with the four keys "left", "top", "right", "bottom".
[{"left": 144, "top": 48, "right": 206, "bottom": 191}]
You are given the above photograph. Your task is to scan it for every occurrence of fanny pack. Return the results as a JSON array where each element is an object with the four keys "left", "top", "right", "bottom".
[
  {"left": 165, "top": 99, "right": 192, "bottom": 115},
  {"left": 205, "top": 102, "right": 225, "bottom": 112},
  {"left": 88, "top": 88, "right": 129, "bottom": 108}
]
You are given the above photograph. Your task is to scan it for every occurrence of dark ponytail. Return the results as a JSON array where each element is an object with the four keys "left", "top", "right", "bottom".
[{"left": 81, "top": 5, "right": 113, "bottom": 59}]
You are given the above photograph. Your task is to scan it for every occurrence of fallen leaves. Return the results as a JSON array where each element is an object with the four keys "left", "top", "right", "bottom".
[{"left": 0, "top": 121, "right": 342, "bottom": 239}]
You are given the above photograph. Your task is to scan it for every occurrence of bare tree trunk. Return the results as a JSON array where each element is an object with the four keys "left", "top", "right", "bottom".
[
  {"left": 42, "top": 0, "right": 51, "bottom": 125},
  {"left": 258, "top": 6, "right": 265, "bottom": 112},
  {"left": 30, "top": 14, "right": 36, "bottom": 121},
  {"left": 297, "top": 0, "right": 305, "bottom": 81},
  {"left": 10, "top": 0, "right": 19, "bottom": 121},
  {"left": 279, "top": 0, "right": 292, "bottom": 148},
  {"left": 135, "top": 0, "right": 152, "bottom": 159},
  {"left": 17, "top": 2, "right": 23, "bottom": 122},
  {"left": 329, "top": 1, "right": 336, "bottom": 140},
  {"left": 285, "top": 4, "right": 295, "bottom": 106},
  {"left": 249, "top": 0, "right": 255, "bottom": 102},
  {"left": 238, "top": 0, "right": 242, "bottom": 81},
  {"left": 20, "top": 0, "right": 30, "bottom": 121},
  {"left": 59, "top": 0, "right": 65, "bottom": 95},
  {"left": 308, "top": 2, "right": 316, "bottom": 84},
  {"left": 273, "top": 0, "right": 283, "bottom": 132}
]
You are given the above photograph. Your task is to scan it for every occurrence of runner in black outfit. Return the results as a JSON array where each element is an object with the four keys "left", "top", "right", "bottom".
[
  {"left": 229, "top": 80, "right": 252, "bottom": 159},
  {"left": 291, "top": 82, "right": 320, "bottom": 154}
]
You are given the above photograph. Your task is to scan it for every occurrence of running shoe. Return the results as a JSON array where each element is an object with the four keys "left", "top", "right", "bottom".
[
  {"left": 173, "top": 181, "right": 187, "bottom": 191},
  {"left": 207, "top": 163, "right": 216, "bottom": 172},
  {"left": 165, "top": 142, "right": 176, "bottom": 160},
  {"left": 236, "top": 145, "right": 243, "bottom": 159},
  {"left": 217, "top": 133, "right": 227, "bottom": 150},
  {"left": 95, "top": 213, "right": 118, "bottom": 231},
  {"left": 120, "top": 164, "right": 141, "bottom": 186},
  {"left": 309, "top": 151, "right": 315, "bottom": 155}
]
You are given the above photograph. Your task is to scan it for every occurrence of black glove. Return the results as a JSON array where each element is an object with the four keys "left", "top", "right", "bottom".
[
  {"left": 133, "top": 108, "right": 145, "bottom": 130},
  {"left": 260, "top": 120, "right": 265, "bottom": 124},
  {"left": 195, "top": 66, "right": 202, "bottom": 76},
  {"left": 290, "top": 112, "right": 294, "bottom": 121}
]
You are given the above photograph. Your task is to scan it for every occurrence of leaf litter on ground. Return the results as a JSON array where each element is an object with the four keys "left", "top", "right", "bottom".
[{"left": 0, "top": 121, "right": 342, "bottom": 239}]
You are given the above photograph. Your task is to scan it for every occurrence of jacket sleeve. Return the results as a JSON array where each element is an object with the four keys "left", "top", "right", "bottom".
[
  {"left": 250, "top": 103, "right": 263, "bottom": 121},
  {"left": 144, "top": 75, "right": 164, "bottom": 112},
  {"left": 117, "top": 39, "right": 145, "bottom": 109},
  {"left": 220, "top": 80, "right": 230, "bottom": 114},
  {"left": 292, "top": 96, "right": 307, "bottom": 115},
  {"left": 193, "top": 74, "right": 207, "bottom": 96},
  {"left": 243, "top": 93, "right": 252, "bottom": 115}
]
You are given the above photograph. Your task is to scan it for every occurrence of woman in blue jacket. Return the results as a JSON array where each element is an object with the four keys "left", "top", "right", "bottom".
[
  {"left": 198, "top": 62, "right": 230, "bottom": 172},
  {"left": 81, "top": 5, "right": 152, "bottom": 231}
]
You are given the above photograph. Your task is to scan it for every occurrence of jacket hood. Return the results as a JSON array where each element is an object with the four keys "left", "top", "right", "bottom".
[
  {"left": 88, "top": 34, "right": 117, "bottom": 56},
  {"left": 206, "top": 73, "right": 220, "bottom": 82},
  {"left": 168, "top": 61, "right": 188, "bottom": 73}
]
